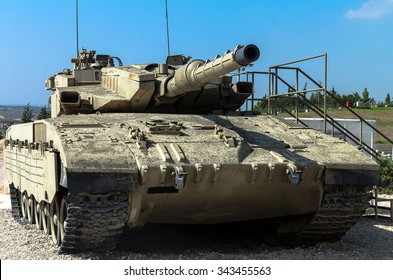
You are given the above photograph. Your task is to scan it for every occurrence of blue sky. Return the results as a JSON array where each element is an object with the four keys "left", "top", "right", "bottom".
[{"left": 0, "top": 0, "right": 392, "bottom": 106}]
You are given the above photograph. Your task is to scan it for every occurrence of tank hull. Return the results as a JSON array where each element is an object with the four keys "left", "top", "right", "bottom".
[{"left": 3, "top": 113, "right": 379, "bottom": 251}]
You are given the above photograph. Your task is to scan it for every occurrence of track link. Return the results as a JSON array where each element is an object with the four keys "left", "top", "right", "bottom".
[
  {"left": 9, "top": 184, "right": 22, "bottom": 219},
  {"left": 299, "top": 185, "right": 373, "bottom": 244},
  {"left": 60, "top": 191, "right": 129, "bottom": 253}
]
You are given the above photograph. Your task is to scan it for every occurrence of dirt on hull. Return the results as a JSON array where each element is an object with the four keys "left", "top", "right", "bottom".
[{"left": 0, "top": 140, "right": 8, "bottom": 194}]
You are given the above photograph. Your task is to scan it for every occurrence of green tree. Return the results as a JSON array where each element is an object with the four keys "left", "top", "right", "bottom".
[
  {"left": 316, "top": 91, "right": 323, "bottom": 108},
  {"left": 334, "top": 92, "right": 343, "bottom": 108},
  {"left": 0, "top": 122, "right": 14, "bottom": 139},
  {"left": 385, "top": 93, "right": 391, "bottom": 106},
  {"left": 353, "top": 91, "right": 361, "bottom": 102},
  {"left": 329, "top": 87, "right": 338, "bottom": 108},
  {"left": 254, "top": 101, "right": 266, "bottom": 114},
  {"left": 21, "top": 103, "right": 34, "bottom": 123},
  {"left": 254, "top": 96, "right": 268, "bottom": 114},
  {"left": 37, "top": 107, "right": 51, "bottom": 119},
  {"left": 309, "top": 92, "right": 318, "bottom": 106},
  {"left": 0, "top": 124, "right": 4, "bottom": 139},
  {"left": 361, "top": 88, "right": 370, "bottom": 103}
]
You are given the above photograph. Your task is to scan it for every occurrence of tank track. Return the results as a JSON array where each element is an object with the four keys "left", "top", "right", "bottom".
[
  {"left": 299, "top": 185, "right": 373, "bottom": 244},
  {"left": 60, "top": 191, "right": 129, "bottom": 253},
  {"left": 9, "top": 184, "right": 22, "bottom": 219}
]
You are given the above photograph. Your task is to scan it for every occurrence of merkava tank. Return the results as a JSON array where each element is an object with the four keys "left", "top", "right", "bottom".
[{"left": 3, "top": 44, "right": 379, "bottom": 253}]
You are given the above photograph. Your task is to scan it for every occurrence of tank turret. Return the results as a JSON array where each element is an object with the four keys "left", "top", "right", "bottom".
[{"left": 46, "top": 45, "right": 260, "bottom": 117}]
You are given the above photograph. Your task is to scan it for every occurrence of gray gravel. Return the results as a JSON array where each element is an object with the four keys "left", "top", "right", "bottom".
[{"left": 1, "top": 208, "right": 392, "bottom": 260}]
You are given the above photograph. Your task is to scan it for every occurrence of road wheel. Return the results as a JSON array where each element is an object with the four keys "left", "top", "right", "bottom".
[
  {"left": 59, "top": 195, "right": 68, "bottom": 242},
  {"left": 27, "top": 196, "right": 35, "bottom": 224},
  {"left": 21, "top": 192, "right": 28, "bottom": 220},
  {"left": 50, "top": 197, "right": 61, "bottom": 246},
  {"left": 34, "top": 199, "right": 43, "bottom": 230},
  {"left": 42, "top": 201, "right": 51, "bottom": 235}
]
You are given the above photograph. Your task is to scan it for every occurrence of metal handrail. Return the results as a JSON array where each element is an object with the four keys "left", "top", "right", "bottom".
[
  {"left": 268, "top": 53, "right": 328, "bottom": 132},
  {"left": 269, "top": 53, "right": 327, "bottom": 68},
  {"left": 296, "top": 68, "right": 393, "bottom": 145},
  {"left": 267, "top": 71, "right": 380, "bottom": 159},
  {"left": 234, "top": 54, "right": 392, "bottom": 161}
]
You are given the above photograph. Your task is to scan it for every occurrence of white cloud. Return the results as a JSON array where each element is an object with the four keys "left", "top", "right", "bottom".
[{"left": 345, "top": 0, "right": 393, "bottom": 19}]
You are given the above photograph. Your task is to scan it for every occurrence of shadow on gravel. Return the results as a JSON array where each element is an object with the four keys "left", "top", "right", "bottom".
[
  {"left": 116, "top": 220, "right": 295, "bottom": 255},
  {"left": 106, "top": 215, "right": 393, "bottom": 260},
  {"left": 64, "top": 215, "right": 393, "bottom": 259}
]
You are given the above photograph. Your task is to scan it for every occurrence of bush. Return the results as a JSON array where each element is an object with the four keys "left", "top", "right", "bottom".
[
  {"left": 354, "top": 105, "right": 372, "bottom": 109},
  {"left": 379, "top": 158, "right": 393, "bottom": 194},
  {"left": 379, "top": 158, "right": 393, "bottom": 187}
]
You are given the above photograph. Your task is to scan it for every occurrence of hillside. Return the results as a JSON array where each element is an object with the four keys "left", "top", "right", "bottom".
[{"left": 0, "top": 105, "right": 43, "bottom": 129}]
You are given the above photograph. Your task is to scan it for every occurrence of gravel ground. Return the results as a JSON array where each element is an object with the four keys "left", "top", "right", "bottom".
[{"left": 1, "top": 207, "right": 392, "bottom": 260}]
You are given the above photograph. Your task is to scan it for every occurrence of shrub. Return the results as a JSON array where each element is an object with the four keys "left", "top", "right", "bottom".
[
  {"left": 379, "top": 158, "right": 393, "bottom": 188},
  {"left": 354, "top": 105, "right": 372, "bottom": 109}
]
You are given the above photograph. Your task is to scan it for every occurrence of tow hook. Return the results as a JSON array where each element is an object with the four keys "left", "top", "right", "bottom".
[
  {"left": 287, "top": 167, "right": 302, "bottom": 185},
  {"left": 173, "top": 166, "right": 188, "bottom": 189}
]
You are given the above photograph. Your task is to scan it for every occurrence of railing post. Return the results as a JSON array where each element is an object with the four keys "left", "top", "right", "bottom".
[
  {"left": 323, "top": 53, "right": 328, "bottom": 134},
  {"left": 360, "top": 120, "right": 363, "bottom": 147},
  {"left": 268, "top": 68, "right": 271, "bottom": 115},
  {"left": 274, "top": 67, "right": 278, "bottom": 115},
  {"left": 296, "top": 69, "right": 299, "bottom": 124},
  {"left": 374, "top": 187, "right": 378, "bottom": 220},
  {"left": 251, "top": 72, "right": 255, "bottom": 111}
]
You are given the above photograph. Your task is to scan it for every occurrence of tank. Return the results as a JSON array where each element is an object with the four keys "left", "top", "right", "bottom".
[{"left": 3, "top": 44, "right": 379, "bottom": 253}]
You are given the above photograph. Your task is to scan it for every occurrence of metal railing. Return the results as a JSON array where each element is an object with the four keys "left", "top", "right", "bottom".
[
  {"left": 268, "top": 54, "right": 328, "bottom": 130},
  {"left": 233, "top": 54, "right": 393, "bottom": 161}
]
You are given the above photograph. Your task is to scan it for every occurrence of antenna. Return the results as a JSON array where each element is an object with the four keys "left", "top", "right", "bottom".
[
  {"left": 165, "top": 0, "right": 171, "bottom": 56},
  {"left": 76, "top": 0, "right": 79, "bottom": 57}
]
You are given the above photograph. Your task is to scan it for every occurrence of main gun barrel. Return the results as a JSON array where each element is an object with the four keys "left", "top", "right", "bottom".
[{"left": 167, "top": 44, "right": 260, "bottom": 97}]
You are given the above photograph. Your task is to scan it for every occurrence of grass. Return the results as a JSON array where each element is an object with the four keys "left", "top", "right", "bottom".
[
  {"left": 378, "top": 121, "right": 393, "bottom": 126},
  {"left": 280, "top": 107, "right": 393, "bottom": 142},
  {"left": 376, "top": 140, "right": 392, "bottom": 144}
]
